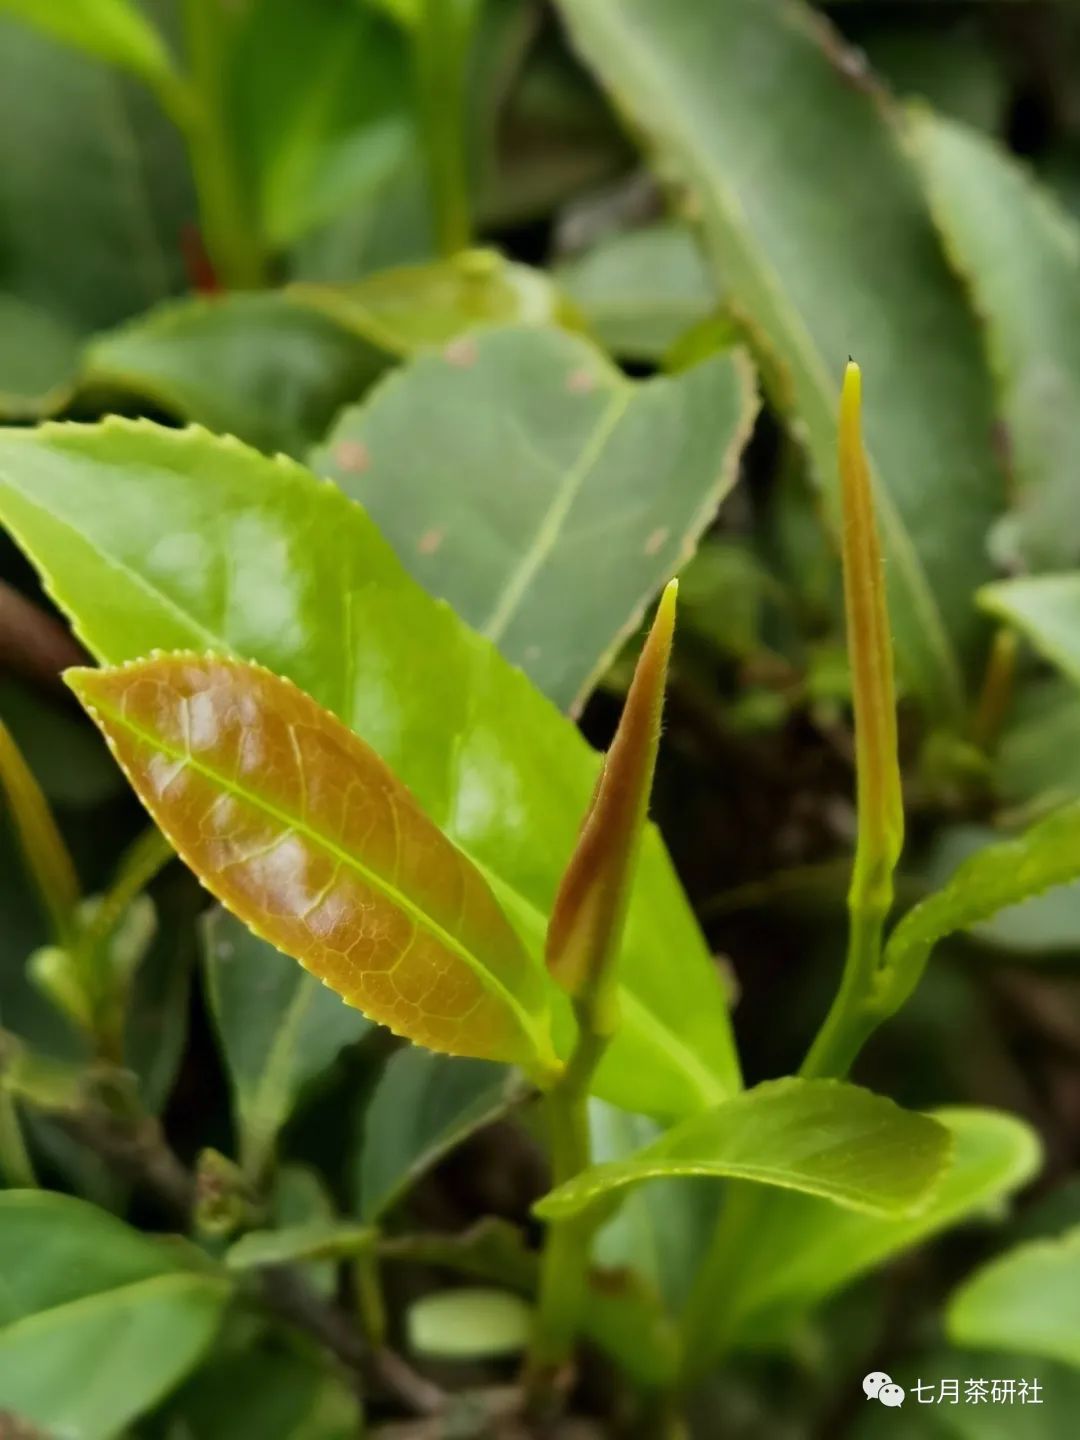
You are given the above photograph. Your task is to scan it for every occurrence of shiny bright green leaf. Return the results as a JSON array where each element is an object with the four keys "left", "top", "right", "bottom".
[
  {"left": 979, "top": 574, "right": 1080, "bottom": 688},
  {"left": 0, "top": 1191, "right": 230, "bottom": 1439},
  {"left": 948, "top": 1226, "right": 1080, "bottom": 1367},
  {"left": 357, "top": 1046, "right": 515, "bottom": 1220},
  {"left": 0, "top": 419, "right": 739, "bottom": 1117},
  {"left": 880, "top": 801, "right": 1080, "bottom": 1014},
  {"left": 554, "top": 221, "right": 719, "bottom": 362},
  {"left": 553, "top": 0, "right": 1003, "bottom": 719},
  {"left": 202, "top": 908, "right": 373, "bottom": 1181},
  {"left": 729, "top": 1107, "right": 1041, "bottom": 1346},
  {"left": 908, "top": 109, "right": 1080, "bottom": 571},
  {"left": 69, "top": 653, "right": 560, "bottom": 1080},
  {"left": 313, "top": 326, "right": 757, "bottom": 711},
  {"left": 536, "top": 1079, "right": 952, "bottom": 1222}
]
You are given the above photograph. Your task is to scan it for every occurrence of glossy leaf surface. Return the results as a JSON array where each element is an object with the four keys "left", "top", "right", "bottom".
[
  {"left": 536, "top": 1079, "right": 951, "bottom": 1222},
  {"left": 357, "top": 1046, "right": 515, "bottom": 1220},
  {"left": 729, "top": 1107, "right": 1041, "bottom": 1345},
  {"left": 554, "top": 221, "right": 719, "bottom": 363},
  {"left": 554, "top": 0, "right": 1004, "bottom": 717},
  {"left": 70, "top": 653, "right": 559, "bottom": 1079},
  {"left": 0, "top": 419, "right": 739, "bottom": 1116},
  {"left": 948, "top": 1226, "right": 1080, "bottom": 1366},
  {"left": 314, "top": 326, "right": 757, "bottom": 711},
  {"left": 202, "top": 908, "right": 373, "bottom": 1180},
  {"left": 909, "top": 109, "right": 1080, "bottom": 570},
  {"left": 0, "top": 1191, "right": 230, "bottom": 1438},
  {"left": 880, "top": 800, "right": 1080, "bottom": 1014}
]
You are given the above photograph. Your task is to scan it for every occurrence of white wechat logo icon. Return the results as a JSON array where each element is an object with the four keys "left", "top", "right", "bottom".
[{"left": 864, "top": 1372, "right": 906, "bottom": 1408}]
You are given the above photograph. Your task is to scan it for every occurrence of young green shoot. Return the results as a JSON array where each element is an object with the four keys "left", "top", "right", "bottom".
[{"left": 526, "top": 580, "right": 678, "bottom": 1398}]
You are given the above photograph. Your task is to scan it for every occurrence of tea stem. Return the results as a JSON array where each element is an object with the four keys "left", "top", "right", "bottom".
[
  {"left": 416, "top": 0, "right": 473, "bottom": 255},
  {"left": 0, "top": 1087, "right": 36, "bottom": 1188},
  {"left": 180, "top": 0, "right": 267, "bottom": 288},
  {"left": 525, "top": 1025, "right": 608, "bottom": 1404}
]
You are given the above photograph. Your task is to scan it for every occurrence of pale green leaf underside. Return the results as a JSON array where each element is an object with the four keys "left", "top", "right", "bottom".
[
  {"left": 728, "top": 1107, "right": 1041, "bottom": 1345},
  {"left": 979, "top": 573, "right": 1080, "bottom": 688},
  {"left": 0, "top": 418, "right": 739, "bottom": 1117},
  {"left": 554, "top": 0, "right": 1004, "bottom": 717},
  {"left": 313, "top": 326, "right": 757, "bottom": 712},
  {"left": 908, "top": 108, "right": 1080, "bottom": 571},
  {"left": 535, "top": 1078, "right": 952, "bottom": 1221},
  {"left": 947, "top": 1225, "right": 1080, "bottom": 1367},
  {"left": 882, "top": 799, "right": 1080, "bottom": 1002}
]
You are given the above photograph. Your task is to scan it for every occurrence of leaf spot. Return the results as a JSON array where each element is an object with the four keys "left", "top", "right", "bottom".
[
  {"left": 417, "top": 527, "right": 445, "bottom": 556},
  {"left": 334, "top": 440, "right": 370, "bottom": 474},
  {"left": 644, "top": 526, "right": 670, "bottom": 556},
  {"left": 567, "top": 367, "right": 596, "bottom": 395},
  {"left": 444, "top": 337, "right": 478, "bottom": 368}
]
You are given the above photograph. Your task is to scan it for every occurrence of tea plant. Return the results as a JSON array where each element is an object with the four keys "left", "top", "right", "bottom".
[{"left": 3, "top": 1, "right": 1080, "bottom": 1437}]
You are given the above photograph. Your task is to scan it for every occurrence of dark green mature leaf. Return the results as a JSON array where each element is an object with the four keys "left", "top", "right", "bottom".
[
  {"left": 908, "top": 110, "right": 1080, "bottom": 571},
  {"left": 0, "top": 419, "right": 740, "bottom": 1117},
  {"left": 203, "top": 909, "right": 373, "bottom": 1181},
  {"left": 71, "top": 654, "right": 559, "bottom": 1080},
  {"left": 554, "top": 221, "right": 719, "bottom": 362},
  {"left": 314, "top": 327, "right": 757, "bottom": 711},
  {"left": 948, "top": 1226, "right": 1080, "bottom": 1367},
  {"left": 357, "top": 1046, "right": 515, "bottom": 1220},
  {"left": 554, "top": 0, "right": 1004, "bottom": 718},
  {"left": 229, "top": 0, "right": 411, "bottom": 248},
  {"left": 0, "top": 296, "right": 81, "bottom": 420},
  {"left": 729, "top": 1107, "right": 1041, "bottom": 1345},
  {"left": 83, "top": 294, "right": 388, "bottom": 457},
  {"left": 0, "top": 1191, "right": 230, "bottom": 1438},
  {"left": 0, "top": 18, "right": 190, "bottom": 333},
  {"left": 979, "top": 575, "right": 1080, "bottom": 687},
  {"left": 880, "top": 801, "right": 1080, "bottom": 1013},
  {"left": 536, "top": 1079, "right": 952, "bottom": 1222},
  {"left": 997, "top": 678, "right": 1080, "bottom": 811}
]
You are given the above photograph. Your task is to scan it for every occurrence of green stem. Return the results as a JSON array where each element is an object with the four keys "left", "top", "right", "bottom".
[
  {"left": 180, "top": 0, "right": 266, "bottom": 288},
  {"left": 0, "top": 1087, "right": 36, "bottom": 1188},
  {"left": 798, "top": 903, "right": 888, "bottom": 1080},
  {"left": 416, "top": 0, "right": 473, "bottom": 255},
  {"left": 525, "top": 1027, "right": 608, "bottom": 1393}
]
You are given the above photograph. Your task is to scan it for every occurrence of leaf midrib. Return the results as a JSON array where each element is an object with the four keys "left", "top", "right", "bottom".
[{"left": 87, "top": 687, "right": 549, "bottom": 1053}]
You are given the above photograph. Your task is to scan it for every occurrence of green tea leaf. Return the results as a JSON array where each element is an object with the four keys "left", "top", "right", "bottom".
[
  {"left": 313, "top": 326, "right": 757, "bottom": 711},
  {"left": 0, "top": 713, "right": 80, "bottom": 947},
  {"left": 407, "top": 1288, "right": 533, "bottom": 1360},
  {"left": 728, "top": 1107, "right": 1041, "bottom": 1345},
  {"left": 908, "top": 109, "right": 1080, "bottom": 571},
  {"left": 229, "top": 0, "right": 411, "bottom": 247},
  {"left": 979, "top": 574, "right": 1080, "bottom": 688},
  {"left": 0, "top": 1191, "right": 230, "bottom": 1439},
  {"left": 997, "top": 677, "right": 1080, "bottom": 810},
  {"left": 0, "top": 418, "right": 739, "bottom": 1117},
  {"left": 554, "top": 221, "right": 719, "bottom": 362},
  {"left": 0, "top": 18, "right": 190, "bottom": 332},
  {"left": 553, "top": 0, "right": 1004, "bottom": 719},
  {"left": 536, "top": 1079, "right": 952, "bottom": 1222},
  {"left": 0, "top": 0, "right": 185, "bottom": 109},
  {"left": 0, "top": 295, "right": 80, "bottom": 420},
  {"left": 357, "top": 1046, "right": 515, "bottom": 1220},
  {"left": 294, "top": 250, "right": 571, "bottom": 353},
  {"left": 83, "top": 294, "right": 389, "bottom": 458},
  {"left": 948, "top": 1226, "right": 1080, "bottom": 1367},
  {"left": 880, "top": 801, "right": 1080, "bottom": 1013},
  {"left": 70, "top": 653, "right": 560, "bottom": 1080},
  {"left": 202, "top": 908, "right": 373, "bottom": 1181},
  {"left": 227, "top": 1221, "right": 375, "bottom": 1271}
]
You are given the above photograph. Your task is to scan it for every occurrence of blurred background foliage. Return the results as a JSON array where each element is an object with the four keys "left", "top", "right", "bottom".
[{"left": 4, "top": 0, "right": 1080, "bottom": 1436}]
